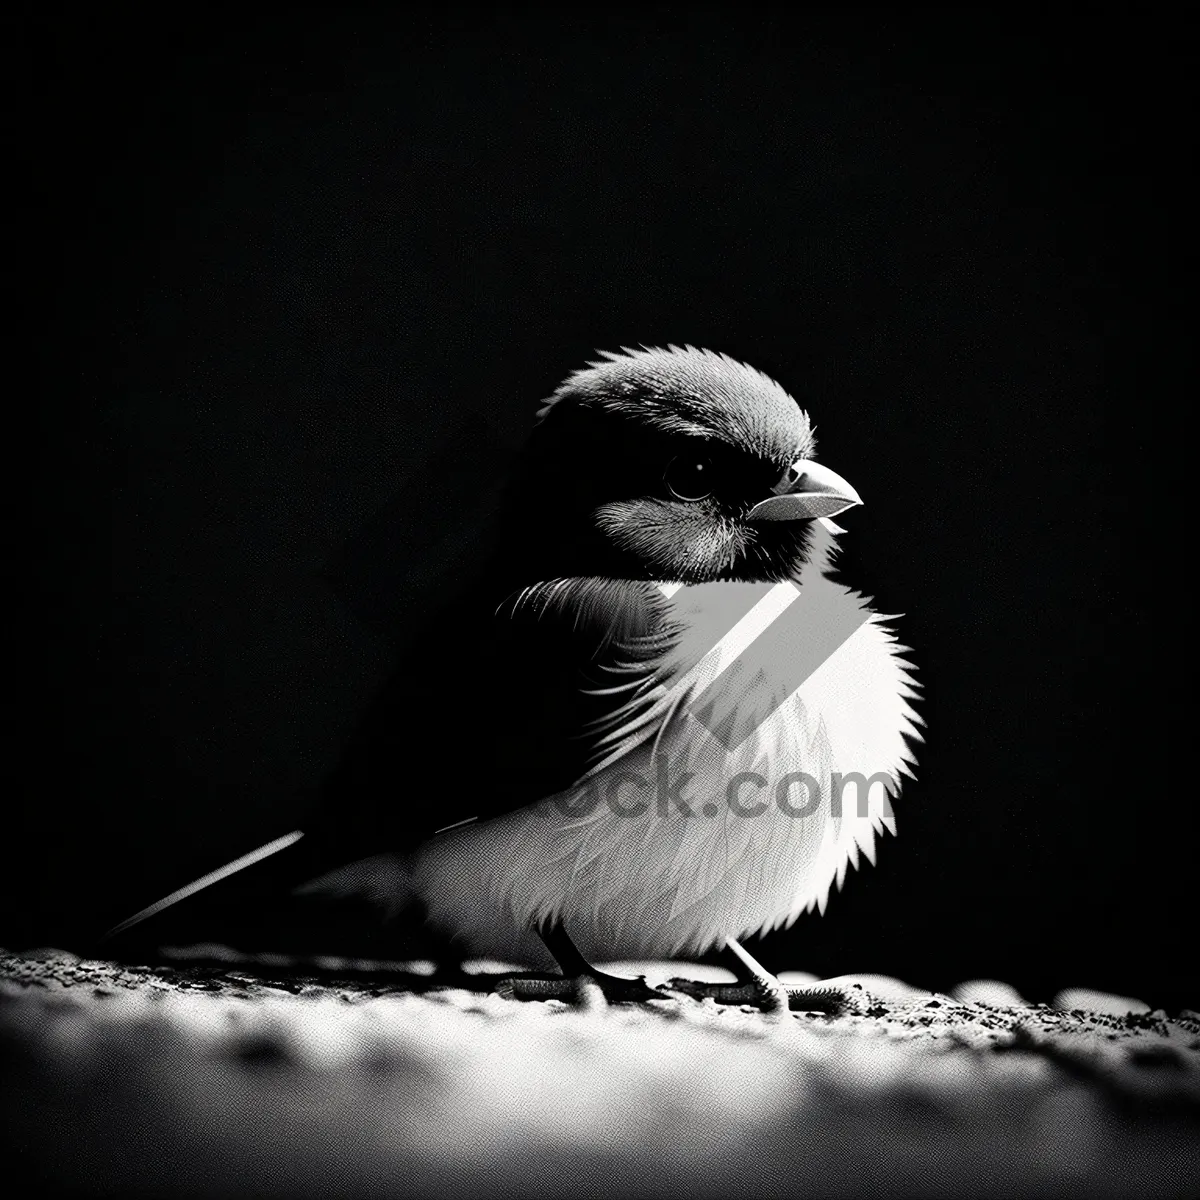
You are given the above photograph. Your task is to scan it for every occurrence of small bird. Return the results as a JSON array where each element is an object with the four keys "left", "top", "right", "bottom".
[{"left": 107, "top": 346, "right": 921, "bottom": 1011}]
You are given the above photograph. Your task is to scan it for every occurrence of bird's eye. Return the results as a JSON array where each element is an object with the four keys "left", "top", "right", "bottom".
[{"left": 664, "top": 454, "right": 714, "bottom": 502}]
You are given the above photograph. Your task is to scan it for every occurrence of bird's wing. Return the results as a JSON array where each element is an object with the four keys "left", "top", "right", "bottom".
[
  {"left": 306, "top": 574, "right": 685, "bottom": 857},
  {"left": 498, "top": 576, "right": 684, "bottom": 774}
]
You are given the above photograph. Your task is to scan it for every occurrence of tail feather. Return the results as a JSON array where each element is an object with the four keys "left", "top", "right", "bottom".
[{"left": 103, "top": 830, "right": 308, "bottom": 941}]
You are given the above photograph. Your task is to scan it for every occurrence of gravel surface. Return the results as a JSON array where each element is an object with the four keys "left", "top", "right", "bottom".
[{"left": 3, "top": 948, "right": 1198, "bottom": 1198}]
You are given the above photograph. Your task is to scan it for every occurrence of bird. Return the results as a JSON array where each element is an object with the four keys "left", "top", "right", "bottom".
[{"left": 105, "top": 345, "right": 921, "bottom": 1012}]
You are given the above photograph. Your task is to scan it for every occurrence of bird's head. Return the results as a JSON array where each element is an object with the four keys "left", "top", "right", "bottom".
[{"left": 502, "top": 346, "right": 861, "bottom": 585}]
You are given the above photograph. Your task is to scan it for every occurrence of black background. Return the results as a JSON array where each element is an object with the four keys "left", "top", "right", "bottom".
[{"left": 13, "top": 11, "right": 1191, "bottom": 1006}]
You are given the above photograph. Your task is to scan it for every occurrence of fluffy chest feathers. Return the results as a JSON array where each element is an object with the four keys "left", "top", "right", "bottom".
[{"left": 412, "top": 527, "right": 921, "bottom": 963}]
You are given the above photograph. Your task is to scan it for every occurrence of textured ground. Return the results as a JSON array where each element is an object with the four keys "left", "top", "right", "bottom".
[{"left": 2, "top": 948, "right": 1198, "bottom": 1199}]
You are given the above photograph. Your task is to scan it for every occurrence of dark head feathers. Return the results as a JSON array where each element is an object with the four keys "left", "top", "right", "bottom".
[{"left": 538, "top": 345, "right": 815, "bottom": 470}]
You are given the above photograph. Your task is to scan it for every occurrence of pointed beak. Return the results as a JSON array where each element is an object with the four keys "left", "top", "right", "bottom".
[{"left": 746, "top": 459, "right": 862, "bottom": 522}]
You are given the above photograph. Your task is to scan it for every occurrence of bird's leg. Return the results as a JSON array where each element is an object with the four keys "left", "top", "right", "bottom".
[
  {"left": 669, "top": 938, "right": 876, "bottom": 1015},
  {"left": 496, "top": 919, "right": 670, "bottom": 1007}
]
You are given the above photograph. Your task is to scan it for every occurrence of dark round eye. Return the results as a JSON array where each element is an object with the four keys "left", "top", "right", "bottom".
[{"left": 664, "top": 454, "right": 714, "bottom": 502}]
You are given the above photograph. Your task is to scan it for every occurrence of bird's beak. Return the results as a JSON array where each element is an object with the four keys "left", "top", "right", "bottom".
[{"left": 747, "top": 459, "right": 862, "bottom": 522}]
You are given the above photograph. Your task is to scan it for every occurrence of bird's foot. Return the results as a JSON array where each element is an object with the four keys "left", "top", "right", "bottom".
[
  {"left": 668, "top": 976, "right": 878, "bottom": 1016},
  {"left": 496, "top": 969, "right": 671, "bottom": 1009},
  {"left": 668, "top": 975, "right": 787, "bottom": 1013}
]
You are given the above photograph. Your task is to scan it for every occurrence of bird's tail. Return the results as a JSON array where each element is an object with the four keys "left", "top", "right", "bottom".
[
  {"left": 99, "top": 830, "right": 415, "bottom": 958},
  {"left": 103, "top": 830, "right": 309, "bottom": 941}
]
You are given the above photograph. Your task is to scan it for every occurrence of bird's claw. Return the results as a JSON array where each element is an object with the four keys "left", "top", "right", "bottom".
[
  {"left": 496, "top": 970, "right": 672, "bottom": 1008},
  {"left": 667, "top": 977, "right": 784, "bottom": 1012},
  {"left": 667, "top": 977, "right": 878, "bottom": 1016}
]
